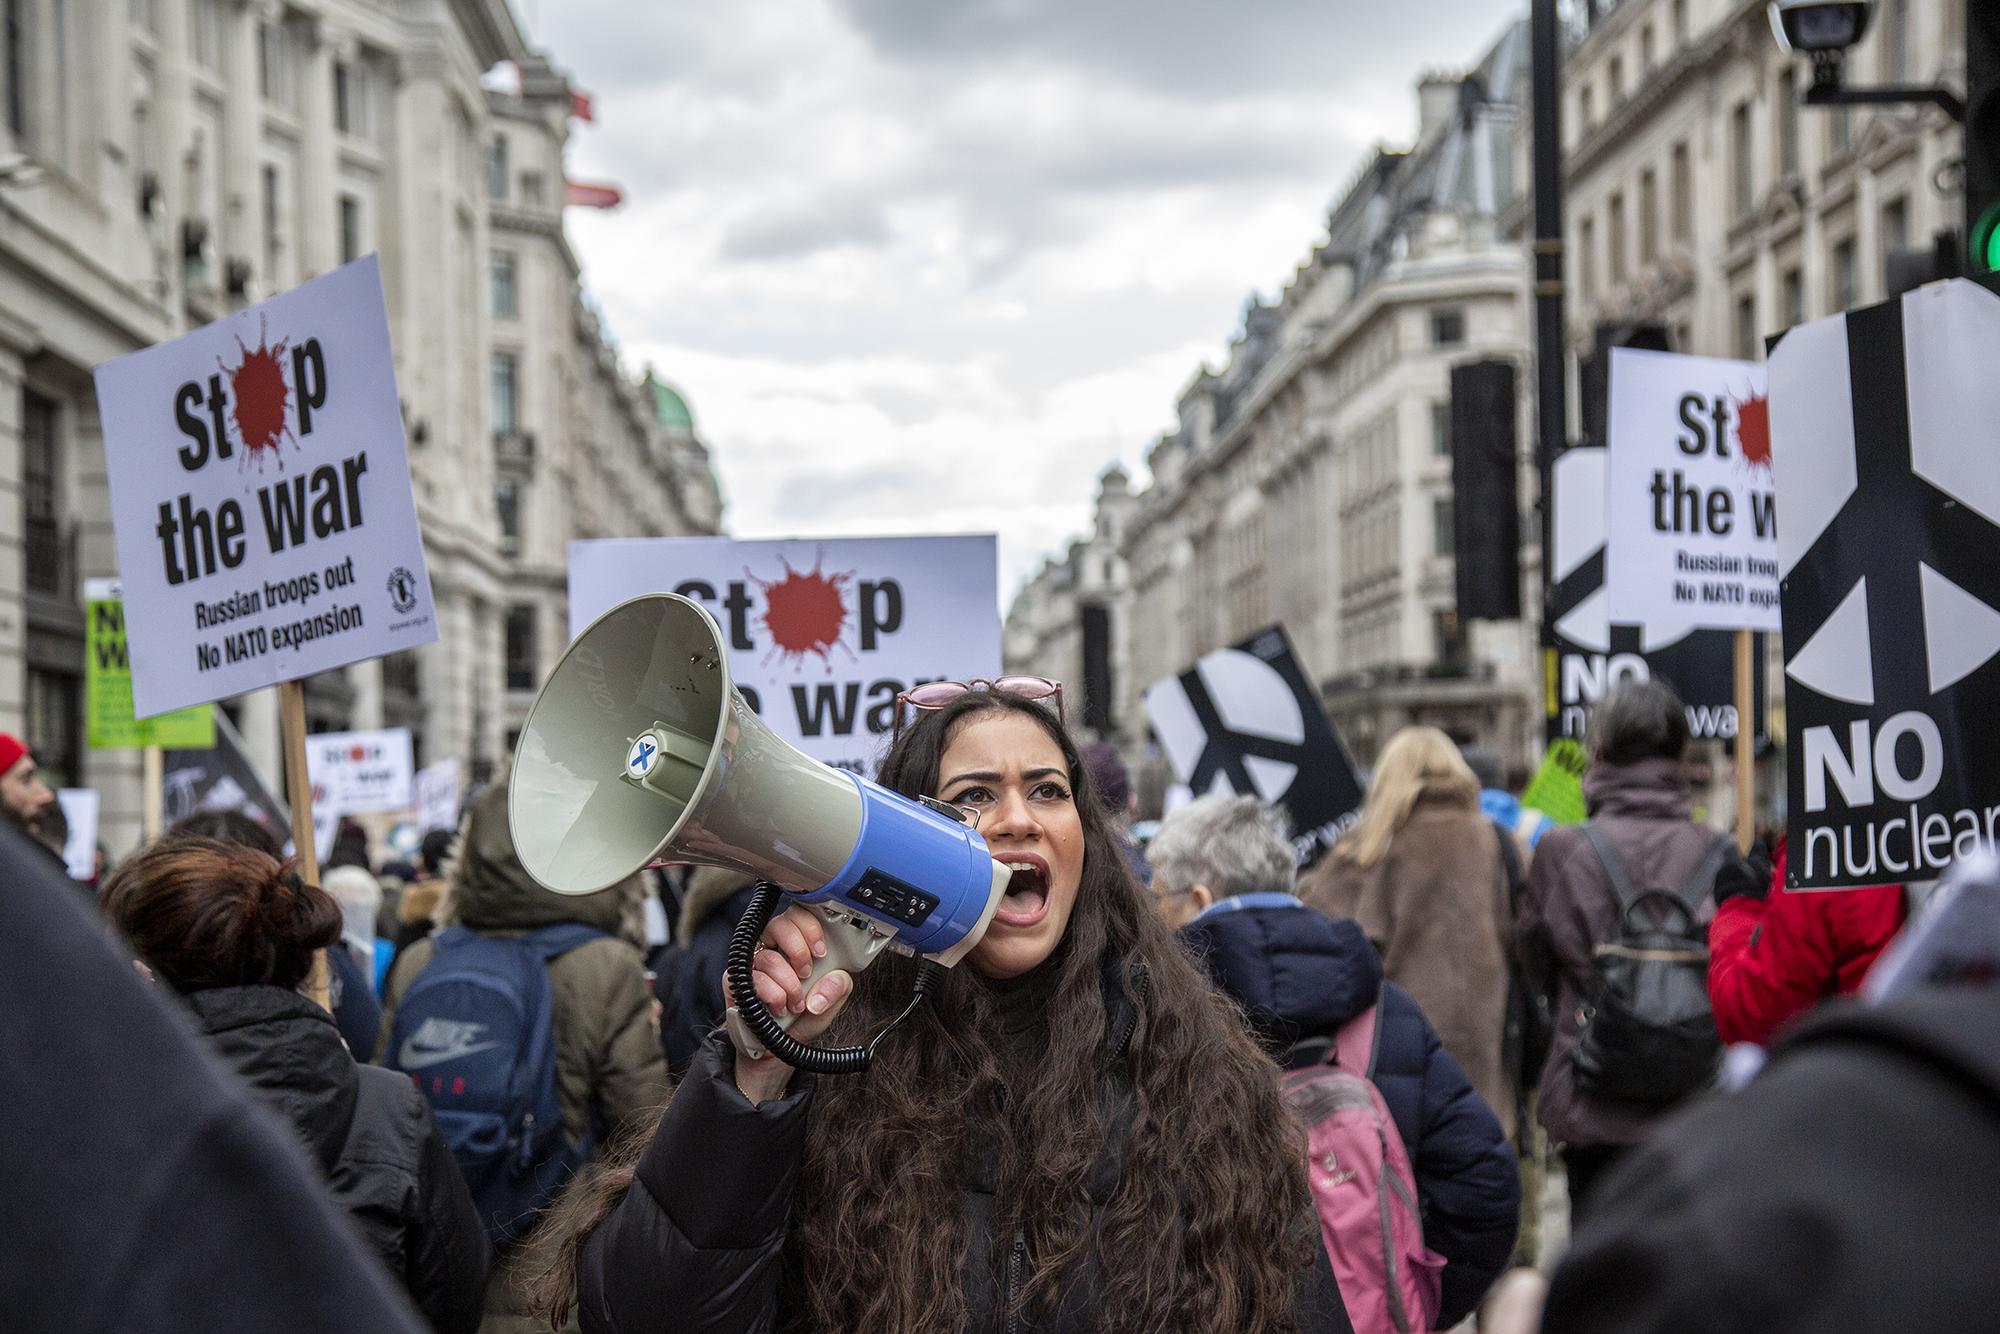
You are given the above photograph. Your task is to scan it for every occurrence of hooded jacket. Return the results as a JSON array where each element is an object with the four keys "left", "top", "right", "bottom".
[
  {"left": 1179, "top": 898, "right": 1520, "bottom": 1328},
  {"left": 376, "top": 780, "right": 670, "bottom": 1157},
  {"left": 1707, "top": 838, "right": 1904, "bottom": 1047},
  {"left": 573, "top": 958, "right": 1352, "bottom": 1334},
  {"left": 1514, "top": 757, "right": 1730, "bottom": 1149},
  {"left": 1302, "top": 796, "right": 1518, "bottom": 1138},
  {"left": 654, "top": 866, "right": 762, "bottom": 1077},
  {"left": 187, "top": 985, "right": 488, "bottom": 1334}
]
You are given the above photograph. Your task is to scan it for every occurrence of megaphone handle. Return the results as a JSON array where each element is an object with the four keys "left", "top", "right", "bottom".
[{"left": 726, "top": 898, "right": 893, "bottom": 1063}]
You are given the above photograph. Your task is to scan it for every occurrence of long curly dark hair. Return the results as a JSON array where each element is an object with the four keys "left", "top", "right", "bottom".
[{"left": 523, "top": 690, "right": 1314, "bottom": 1332}]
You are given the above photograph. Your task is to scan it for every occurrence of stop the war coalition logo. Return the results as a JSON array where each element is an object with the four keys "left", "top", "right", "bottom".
[
  {"left": 567, "top": 535, "right": 1002, "bottom": 771},
  {"left": 94, "top": 256, "right": 436, "bottom": 718},
  {"left": 1772, "top": 278, "right": 2000, "bottom": 888}
]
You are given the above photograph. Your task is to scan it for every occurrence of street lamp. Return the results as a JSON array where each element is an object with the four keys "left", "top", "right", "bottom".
[{"left": 1767, "top": 1, "right": 1965, "bottom": 119}]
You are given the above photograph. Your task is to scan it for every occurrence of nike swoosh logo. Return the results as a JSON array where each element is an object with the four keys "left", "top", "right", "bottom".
[{"left": 398, "top": 1038, "right": 502, "bottom": 1070}]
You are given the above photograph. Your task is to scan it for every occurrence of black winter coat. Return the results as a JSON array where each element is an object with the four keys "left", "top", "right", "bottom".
[
  {"left": 1180, "top": 900, "right": 1521, "bottom": 1328},
  {"left": 652, "top": 874, "right": 760, "bottom": 1078},
  {"left": 1542, "top": 986, "right": 2000, "bottom": 1333},
  {"left": 576, "top": 964, "right": 1352, "bottom": 1334},
  {"left": 187, "top": 985, "right": 489, "bottom": 1334}
]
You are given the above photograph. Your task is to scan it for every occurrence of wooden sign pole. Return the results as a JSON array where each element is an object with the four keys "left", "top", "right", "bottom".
[
  {"left": 279, "top": 680, "right": 330, "bottom": 1011},
  {"left": 141, "top": 744, "right": 163, "bottom": 843},
  {"left": 1733, "top": 629, "right": 1755, "bottom": 855}
]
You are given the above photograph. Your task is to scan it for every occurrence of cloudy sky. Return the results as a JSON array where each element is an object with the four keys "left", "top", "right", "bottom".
[{"left": 520, "top": 0, "right": 1521, "bottom": 601}]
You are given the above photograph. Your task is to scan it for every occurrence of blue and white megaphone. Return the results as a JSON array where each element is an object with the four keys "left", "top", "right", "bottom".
[{"left": 509, "top": 593, "right": 1010, "bottom": 1072}]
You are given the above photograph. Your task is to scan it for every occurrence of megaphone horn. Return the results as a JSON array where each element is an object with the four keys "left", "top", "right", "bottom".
[{"left": 510, "top": 594, "right": 1011, "bottom": 1073}]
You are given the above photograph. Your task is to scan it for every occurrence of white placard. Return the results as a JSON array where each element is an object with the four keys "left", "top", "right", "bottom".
[
  {"left": 568, "top": 536, "right": 1001, "bottom": 772},
  {"left": 413, "top": 757, "right": 461, "bottom": 833},
  {"left": 1606, "top": 347, "right": 1778, "bottom": 631},
  {"left": 308, "top": 727, "right": 414, "bottom": 819},
  {"left": 56, "top": 789, "right": 99, "bottom": 880},
  {"left": 93, "top": 255, "right": 437, "bottom": 718}
]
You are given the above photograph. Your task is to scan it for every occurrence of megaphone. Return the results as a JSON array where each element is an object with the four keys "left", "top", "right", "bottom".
[{"left": 509, "top": 593, "right": 1010, "bottom": 1073}]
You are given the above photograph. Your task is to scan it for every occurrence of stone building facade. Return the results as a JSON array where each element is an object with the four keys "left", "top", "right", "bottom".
[
  {"left": 0, "top": 0, "right": 718, "bottom": 851},
  {"left": 1009, "top": 25, "right": 1541, "bottom": 779}
]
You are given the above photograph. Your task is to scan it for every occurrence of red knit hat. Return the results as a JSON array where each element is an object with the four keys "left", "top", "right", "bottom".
[{"left": 0, "top": 733, "right": 27, "bottom": 777}]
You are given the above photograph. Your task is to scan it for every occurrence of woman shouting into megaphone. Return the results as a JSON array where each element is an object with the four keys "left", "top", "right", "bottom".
[{"left": 523, "top": 687, "right": 1351, "bottom": 1334}]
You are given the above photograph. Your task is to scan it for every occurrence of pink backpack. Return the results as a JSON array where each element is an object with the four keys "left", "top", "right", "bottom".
[{"left": 1280, "top": 997, "right": 1445, "bottom": 1334}]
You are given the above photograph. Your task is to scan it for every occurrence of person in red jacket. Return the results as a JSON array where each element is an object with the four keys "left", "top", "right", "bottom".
[{"left": 1707, "top": 837, "right": 1905, "bottom": 1047}]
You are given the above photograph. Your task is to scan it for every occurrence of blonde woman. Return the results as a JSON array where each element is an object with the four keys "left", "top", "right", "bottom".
[{"left": 1301, "top": 726, "right": 1518, "bottom": 1136}]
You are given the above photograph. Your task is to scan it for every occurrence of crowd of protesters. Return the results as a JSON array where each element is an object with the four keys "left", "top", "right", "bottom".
[{"left": 5, "top": 662, "right": 1995, "bottom": 1334}]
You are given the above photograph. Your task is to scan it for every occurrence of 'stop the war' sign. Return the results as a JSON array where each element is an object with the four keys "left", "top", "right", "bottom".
[
  {"left": 94, "top": 256, "right": 436, "bottom": 718},
  {"left": 567, "top": 535, "right": 1001, "bottom": 773},
  {"left": 1606, "top": 348, "right": 1777, "bottom": 631},
  {"left": 1773, "top": 276, "right": 2000, "bottom": 888}
]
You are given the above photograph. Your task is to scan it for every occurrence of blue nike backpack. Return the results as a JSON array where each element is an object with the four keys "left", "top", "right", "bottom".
[{"left": 387, "top": 922, "right": 604, "bottom": 1244}]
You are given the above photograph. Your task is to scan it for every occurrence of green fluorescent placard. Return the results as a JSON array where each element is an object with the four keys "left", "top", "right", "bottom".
[
  {"left": 1521, "top": 737, "right": 1589, "bottom": 826},
  {"left": 87, "top": 597, "right": 216, "bottom": 749}
]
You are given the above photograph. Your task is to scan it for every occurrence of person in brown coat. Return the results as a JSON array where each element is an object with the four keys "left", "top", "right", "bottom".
[
  {"left": 377, "top": 773, "right": 670, "bottom": 1333},
  {"left": 1512, "top": 679, "right": 1729, "bottom": 1224},
  {"left": 1302, "top": 725, "right": 1518, "bottom": 1138}
]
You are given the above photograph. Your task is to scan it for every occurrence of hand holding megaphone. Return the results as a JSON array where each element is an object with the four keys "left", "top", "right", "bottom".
[
  {"left": 510, "top": 593, "right": 1010, "bottom": 1077},
  {"left": 732, "top": 905, "right": 858, "bottom": 1102}
]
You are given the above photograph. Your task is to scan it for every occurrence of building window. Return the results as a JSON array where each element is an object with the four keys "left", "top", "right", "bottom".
[
  {"left": 1433, "top": 497, "right": 1455, "bottom": 558},
  {"left": 1731, "top": 101, "right": 1754, "bottom": 220},
  {"left": 491, "top": 352, "right": 518, "bottom": 434},
  {"left": 4, "top": 0, "right": 27, "bottom": 138},
  {"left": 1882, "top": 195, "right": 1910, "bottom": 263},
  {"left": 1735, "top": 294, "right": 1758, "bottom": 361},
  {"left": 486, "top": 135, "right": 508, "bottom": 201},
  {"left": 495, "top": 476, "right": 522, "bottom": 552},
  {"left": 490, "top": 252, "right": 517, "bottom": 319},
  {"left": 1578, "top": 214, "right": 1596, "bottom": 304},
  {"left": 505, "top": 605, "right": 538, "bottom": 690},
  {"left": 1608, "top": 56, "right": 1624, "bottom": 104},
  {"left": 1832, "top": 238, "right": 1857, "bottom": 310},
  {"left": 1640, "top": 24, "right": 1655, "bottom": 72},
  {"left": 261, "top": 164, "right": 283, "bottom": 287},
  {"left": 1782, "top": 266, "right": 1805, "bottom": 327},
  {"left": 1778, "top": 68, "right": 1800, "bottom": 178},
  {"left": 23, "top": 390, "right": 61, "bottom": 595},
  {"left": 1430, "top": 307, "right": 1465, "bottom": 347},
  {"left": 1671, "top": 141, "right": 1692, "bottom": 242},
  {"left": 258, "top": 20, "right": 298, "bottom": 112},
  {"left": 1638, "top": 168, "right": 1659, "bottom": 264},
  {"left": 26, "top": 667, "right": 80, "bottom": 790},
  {"left": 338, "top": 194, "right": 362, "bottom": 265},
  {"left": 1431, "top": 401, "right": 1451, "bottom": 458},
  {"left": 1607, "top": 190, "right": 1627, "bottom": 283},
  {"left": 1578, "top": 84, "right": 1594, "bottom": 133},
  {"left": 191, "top": 0, "right": 221, "bottom": 70},
  {"left": 520, "top": 171, "right": 546, "bottom": 205},
  {"left": 1829, "top": 104, "right": 1853, "bottom": 154},
  {"left": 335, "top": 59, "right": 378, "bottom": 140},
  {"left": 1671, "top": 0, "right": 1687, "bottom": 43},
  {"left": 1884, "top": 0, "right": 1909, "bottom": 81}
]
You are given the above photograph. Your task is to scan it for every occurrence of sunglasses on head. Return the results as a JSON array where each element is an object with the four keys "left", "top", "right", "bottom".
[{"left": 890, "top": 676, "right": 1064, "bottom": 741}]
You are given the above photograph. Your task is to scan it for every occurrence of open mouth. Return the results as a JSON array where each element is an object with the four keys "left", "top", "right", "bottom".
[{"left": 993, "top": 854, "right": 1051, "bottom": 927}]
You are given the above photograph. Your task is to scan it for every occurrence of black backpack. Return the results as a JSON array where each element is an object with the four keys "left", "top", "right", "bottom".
[{"left": 1571, "top": 826, "right": 1731, "bottom": 1105}]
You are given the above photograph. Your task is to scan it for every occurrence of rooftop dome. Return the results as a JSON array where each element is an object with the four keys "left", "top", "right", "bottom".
[{"left": 643, "top": 367, "right": 695, "bottom": 432}]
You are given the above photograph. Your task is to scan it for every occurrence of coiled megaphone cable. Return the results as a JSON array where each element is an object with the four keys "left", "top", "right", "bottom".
[{"left": 725, "top": 881, "right": 944, "bottom": 1074}]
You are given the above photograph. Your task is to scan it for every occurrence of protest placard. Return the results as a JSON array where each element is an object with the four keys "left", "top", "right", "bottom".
[
  {"left": 1772, "top": 276, "right": 2000, "bottom": 887},
  {"left": 1145, "top": 624, "right": 1365, "bottom": 868},
  {"left": 83, "top": 580, "right": 214, "bottom": 750},
  {"left": 567, "top": 535, "right": 1001, "bottom": 772},
  {"left": 56, "top": 789, "right": 98, "bottom": 880},
  {"left": 93, "top": 255, "right": 436, "bottom": 719},
  {"left": 413, "top": 757, "right": 461, "bottom": 833},
  {"left": 1543, "top": 443, "right": 1766, "bottom": 745},
  {"left": 1520, "top": 739, "right": 1589, "bottom": 826},
  {"left": 1605, "top": 348, "right": 1777, "bottom": 631},
  {"left": 163, "top": 709, "right": 292, "bottom": 845},
  {"left": 308, "top": 728, "right": 415, "bottom": 816}
]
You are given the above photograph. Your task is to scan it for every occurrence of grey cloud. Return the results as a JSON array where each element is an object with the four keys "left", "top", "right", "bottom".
[{"left": 719, "top": 198, "right": 895, "bottom": 261}]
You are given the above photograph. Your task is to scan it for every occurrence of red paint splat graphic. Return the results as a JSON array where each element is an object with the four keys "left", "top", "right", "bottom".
[
  {"left": 1734, "top": 389, "right": 1772, "bottom": 470},
  {"left": 348, "top": 745, "right": 368, "bottom": 763},
  {"left": 223, "top": 317, "right": 296, "bottom": 470},
  {"left": 747, "top": 552, "right": 855, "bottom": 671}
]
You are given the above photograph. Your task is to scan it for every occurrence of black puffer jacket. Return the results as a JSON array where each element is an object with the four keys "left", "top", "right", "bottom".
[
  {"left": 187, "top": 986, "right": 489, "bottom": 1334},
  {"left": 575, "top": 962, "right": 1351, "bottom": 1334}
]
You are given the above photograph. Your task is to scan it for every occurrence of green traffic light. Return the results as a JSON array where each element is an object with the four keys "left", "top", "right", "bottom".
[{"left": 1977, "top": 204, "right": 2000, "bottom": 274}]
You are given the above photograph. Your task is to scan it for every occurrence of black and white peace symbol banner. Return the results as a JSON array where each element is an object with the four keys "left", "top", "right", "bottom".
[
  {"left": 1773, "top": 276, "right": 2000, "bottom": 889},
  {"left": 1543, "top": 444, "right": 1767, "bottom": 745},
  {"left": 1144, "top": 625, "right": 1364, "bottom": 868}
]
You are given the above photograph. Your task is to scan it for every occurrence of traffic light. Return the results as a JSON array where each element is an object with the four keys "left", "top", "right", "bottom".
[
  {"left": 1969, "top": 1, "right": 2000, "bottom": 272},
  {"left": 1450, "top": 360, "right": 1522, "bottom": 622}
]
